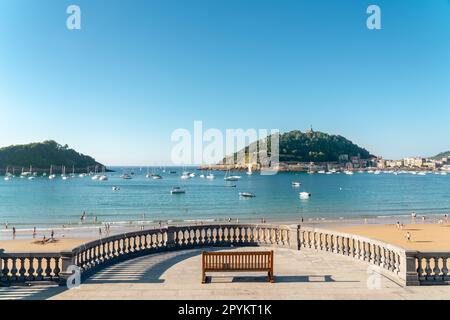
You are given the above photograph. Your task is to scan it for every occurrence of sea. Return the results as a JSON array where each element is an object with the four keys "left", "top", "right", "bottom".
[{"left": 0, "top": 167, "right": 449, "bottom": 230}]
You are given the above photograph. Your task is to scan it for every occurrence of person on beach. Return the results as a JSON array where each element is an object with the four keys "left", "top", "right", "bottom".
[
  {"left": 411, "top": 212, "right": 416, "bottom": 223},
  {"left": 99, "top": 227, "right": 102, "bottom": 237},
  {"left": 5, "top": 222, "right": 8, "bottom": 229},
  {"left": 396, "top": 221, "right": 400, "bottom": 230},
  {"left": 94, "top": 216, "right": 98, "bottom": 223},
  {"left": 445, "top": 213, "right": 448, "bottom": 224},
  {"left": 405, "top": 232, "right": 411, "bottom": 241},
  {"left": 33, "top": 227, "right": 37, "bottom": 239},
  {"left": 12, "top": 227, "right": 16, "bottom": 239},
  {"left": 81, "top": 211, "right": 86, "bottom": 222},
  {"left": 51, "top": 230, "right": 54, "bottom": 240},
  {"left": 422, "top": 216, "right": 426, "bottom": 223},
  {"left": 301, "top": 217, "right": 304, "bottom": 223}
]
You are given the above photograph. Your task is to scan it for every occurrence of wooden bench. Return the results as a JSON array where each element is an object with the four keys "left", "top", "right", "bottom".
[{"left": 202, "top": 250, "right": 274, "bottom": 283}]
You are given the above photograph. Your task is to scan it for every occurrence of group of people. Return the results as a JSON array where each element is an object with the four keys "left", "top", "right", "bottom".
[{"left": 410, "top": 212, "right": 449, "bottom": 224}]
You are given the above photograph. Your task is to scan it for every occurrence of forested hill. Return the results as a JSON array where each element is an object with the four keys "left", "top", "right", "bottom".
[{"left": 0, "top": 140, "right": 104, "bottom": 170}]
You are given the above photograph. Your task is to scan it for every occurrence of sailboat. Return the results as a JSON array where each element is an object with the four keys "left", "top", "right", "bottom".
[
  {"left": 4, "top": 166, "right": 12, "bottom": 181},
  {"left": 224, "top": 169, "right": 241, "bottom": 181},
  {"left": 246, "top": 163, "right": 253, "bottom": 176},
  {"left": 99, "top": 166, "right": 108, "bottom": 181},
  {"left": 61, "top": 166, "right": 69, "bottom": 180},
  {"left": 48, "top": 165, "right": 56, "bottom": 180},
  {"left": 91, "top": 165, "right": 100, "bottom": 180}
]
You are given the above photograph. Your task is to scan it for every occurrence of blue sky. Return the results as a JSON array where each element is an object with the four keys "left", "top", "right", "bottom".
[{"left": 0, "top": 0, "right": 449, "bottom": 165}]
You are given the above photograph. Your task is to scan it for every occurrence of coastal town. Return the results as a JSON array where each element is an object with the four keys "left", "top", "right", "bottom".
[{"left": 201, "top": 154, "right": 450, "bottom": 173}]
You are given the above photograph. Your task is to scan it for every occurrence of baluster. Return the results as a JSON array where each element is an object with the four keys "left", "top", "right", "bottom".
[
  {"left": 325, "top": 234, "right": 330, "bottom": 252},
  {"left": 44, "top": 257, "right": 52, "bottom": 279},
  {"left": 442, "top": 257, "right": 449, "bottom": 281},
  {"left": 36, "top": 257, "right": 43, "bottom": 280},
  {"left": 27, "top": 257, "right": 35, "bottom": 281},
  {"left": 18, "top": 258, "right": 26, "bottom": 282},
  {"left": 1, "top": 258, "right": 8, "bottom": 282},
  {"left": 370, "top": 244, "right": 375, "bottom": 264},
  {"left": 424, "top": 257, "right": 433, "bottom": 280},
  {"left": 53, "top": 257, "right": 61, "bottom": 278},
  {"left": 417, "top": 257, "right": 426, "bottom": 281},
  {"left": 10, "top": 258, "right": 18, "bottom": 281},
  {"left": 433, "top": 257, "right": 442, "bottom": 281}
]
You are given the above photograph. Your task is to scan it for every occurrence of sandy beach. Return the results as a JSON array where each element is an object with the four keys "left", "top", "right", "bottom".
[
  {"left": 0, "top": 238, "right": 91, "bottom": 253},
  {"left": 334, "top": 223, "right": 450, "bottom": 251},
  {"left": 2, "top": 218, "right": 450, "bottom": 253}
]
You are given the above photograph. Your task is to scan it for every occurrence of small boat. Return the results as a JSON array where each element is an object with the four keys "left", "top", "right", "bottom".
[
  {"left": 206, "top": 172, "right": 215, "bottom": 180},
  {"left": 239, "top": 192, "right": 255, "bottom": 198},
  {"left": 224, "top": 170, "right": 241, "bottom": 181},
  {"left": 246, "top": 164, "right": 253, "bottom": 176},
  {"left": 344, "top": 170, "right": 354, "bottom": 175},
  {"left": 28, "top": 176, "right": 36, "bottom": 180},
  {"left": 299, "top": 192, "right": 311, "bottom": 200},
  {"left": 152, "top": 174, "right": 162, "bottom": 180},
  {"left": 112, "top": 186, "right": 120, "bottom": 191},
  {"left": 374, "top": 170, "right": 381, "bottom": 175},
  {"left": 91, "top": 175, "right": 100, "bottom": 180},
  {"left": 180, "top": 174, "right": 190, "bottom": 180},
  {"left": 61, "top": 166, "right": 69, "bottom": 180},
  {"left": 291, "top": 182, "right": 301, "bottom": 187},
  {"left": 4, "top": 167, "right": 12, "bottom": 181},
  {"left": 417, "top": 172, "right": 427, "bottom": 176},
  {"left": 199, "top": 174, "right": 205, "bottom": 178},
  {"left": 189, "top": 172, "right": 196, "bottom": 178},
  {"left": 99, "top": 175, "right": 108, "bottom": 181},
  {"left": 170, "top": 187, "right": 185, "bottom": 194},
  {"left": 121, "top": 173, "right": 132, "bottom": 180},
  {"left": 318, "top": 170, "right": 326, "bottom": 174},
  {"left": 441, "top": 172, "right": 448, "bottom": 176}
]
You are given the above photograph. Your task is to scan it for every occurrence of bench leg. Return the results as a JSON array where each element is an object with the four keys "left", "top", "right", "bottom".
[
  {"left": 202, "top": 272, "right": 207, "bottom": 284},
  {"left": 268, "top": 271, "right": 274, "bottom": 283}
]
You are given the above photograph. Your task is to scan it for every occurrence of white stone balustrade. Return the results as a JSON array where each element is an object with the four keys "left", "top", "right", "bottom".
[{"left": 1, "top": 224, "right": 448, "bottom": 286}]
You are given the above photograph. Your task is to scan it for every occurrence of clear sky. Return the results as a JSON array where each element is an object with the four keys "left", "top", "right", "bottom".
[{"left": 0, "top": 0, "right": 449, "bottom": 165}]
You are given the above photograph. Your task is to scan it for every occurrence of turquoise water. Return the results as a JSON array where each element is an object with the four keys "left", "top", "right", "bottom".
[{"left": 0, "top": 167, "right": 449, "bottom": 228}]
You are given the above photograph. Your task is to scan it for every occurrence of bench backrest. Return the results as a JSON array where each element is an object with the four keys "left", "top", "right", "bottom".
[{"left": 202, "top": 251, "right": 273, "bottom": 271}]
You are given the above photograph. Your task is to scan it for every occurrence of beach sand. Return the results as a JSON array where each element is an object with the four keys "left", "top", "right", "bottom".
[
  {"left": 0, "top": 238, "right": 91, "bottom": 253},
  {"left": 333, "top": 223, "right": 450, "bottom": 251}
]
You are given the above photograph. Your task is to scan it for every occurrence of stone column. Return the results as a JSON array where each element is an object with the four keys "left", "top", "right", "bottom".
[
  {"left": 288, "top": 224, "right": 301, "bottom": 250},
  {"left": 59, "top": 250, "right": 75, "bottom": 286},
  {"left": 401, "top": 250, "right": 420, "bottom": 286},
  {"left": 166, "top": 226, "right": 177, "bottom": 250}
]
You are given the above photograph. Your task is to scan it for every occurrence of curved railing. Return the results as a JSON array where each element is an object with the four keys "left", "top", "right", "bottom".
[{"left": 2, "top": 223, "right": 448, "bottom": 286}]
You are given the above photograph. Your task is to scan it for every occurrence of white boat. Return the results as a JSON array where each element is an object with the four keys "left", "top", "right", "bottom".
[
  {"left": 112, "top": 186, "right": 120, "bottom": 191},
  {"left": 48, "top": 165, "right": 56, "bottom": 180},
  {"left": 239, "top": 192, "right": 255, "bottom": 198},
  {"left": 199, "top": 174, "right": 205, "bottom": 178},
  {"left": 246, "top": 164, "right": 253, "bottom": 176},
  {"left": 224, "top": 170, "right": 241, "bottom": 181},
  {"left": 291, "top": 181, "right": 301, "bottom": 187},
  {"left": 180, "top": 174, "right": 190, "bottom": 180},
  {"left": 121, "top": 173, "right": 132, "bottom": 180},
  {"left": 4, "top": 167, "right": 12, "bottom": 181},
  {"left": 299, "top": 192, "right": 311, "bottom": 200},
  {"left": 170, "top": 186, "right": 185, "bottom": 194},
  {"left": 344, "top": 170, "right": 354, "bottom": 175},
  {"left": 61, "top": 166, "right": 69, "bottom": 180},
  {"left": 206, "top": 173, "right": 215, "bottom": 180},
  {"left": 91, "top": 175, "right": 100, "bottom": 180},
  {"left": 189, "top": 172, "right": 196, "bottom": 178},
  {"left": 318, "top": 170, "right": 326, "bottom": 174},
  {"left": 152, "top": 174, "right": 162, "bottom": 180},
  {"left": 99, "top": 175, "right": 108, "bottom": 181},
  {"left": 441, "top": 172, "right": 448, "bottom": 176},
  {"left": 417, "top": 172, "right": 427, "bottom": 176},
  {"left": 374, "top": 170, "right": 381, "bottom": 175}
]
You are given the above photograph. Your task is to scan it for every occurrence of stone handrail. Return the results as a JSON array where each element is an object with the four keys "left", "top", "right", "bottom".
[
  {"left": 299, "top": 227, "right": 419, "bottom": 286},
  {"left": 2, "top": 223, "right": 448, "bottom": 286}
]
